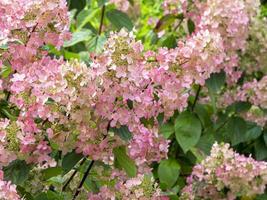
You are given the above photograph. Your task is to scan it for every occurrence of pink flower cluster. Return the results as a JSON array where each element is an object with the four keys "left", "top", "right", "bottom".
[
  {"left": 88, "top": 173, "right": 168, "bottom": 200},
  {"left": 237, "top": 76, "right": 267, "bottom": 109},
  {"left": 184, "top": 0, "right": 259, "bottom": 83},
  {"left": 241, "top": 17, "right": 267, "bottom": 74},
  {"left": 218, "top": 76, "right": 267, "bottom": 126},
  {"left": 0, "top": 170, "right": 20, "bottom": 200},
  {"left": 0, "top": 0, "right": 70, "bottom": 72},
  {"left": 181, "top": 142, "right": 267, "bottom": 200}
]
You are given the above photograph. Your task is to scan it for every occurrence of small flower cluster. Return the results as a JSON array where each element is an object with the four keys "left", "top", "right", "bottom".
[
  {"left": 237, "top": 76, "right": 267, "bottom": 109},
  {"left": 88, "top": 173, "right": 167, "bottom": 200},
  {"left": 181, "top": 142, "right": 267, "bottom": 200},
  {"left": 187, "top": 0, "right": 259, "bottom": 83},
  {"left": 241, "top": 17, "right": 267, "bottom": 74},
  {"left": 218, "top": 76, "right": 267, "bottom": 127},
  {"left": 0, "top": 170, "right": 20, "bottom": 200}
]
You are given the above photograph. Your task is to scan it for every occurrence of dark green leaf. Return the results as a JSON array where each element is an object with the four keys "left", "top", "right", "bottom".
[
  {"left": 206, "top": 71, "right": 226, "bottom": 94},
  {"left": 194, "top": 104, "right": 212, "bottom": 128},
  {"left": 187, "top": 19, "right": 195, "bottom": 34},
  {"left": 42, "top": 167, "right": 63, "bottom": 180},
  {"left": 17, "top": 186, "right": 34, "bottom": 200},
  {"left": 159, "top": 34, "right": 177, "bottom": 48},
  {"left": 227, "top": 117, "right": 247, "bottom": 145},
  {"left": 226, "top": 101, "right": 252, "bottom": 114},
  {"left": 113, "top": 146, "right": 137, "bottom": 177},
  {"left": 111, "top": 125, "right": 132, "bottom": 141},
  {"left": 3, "top": 160, "right": 31, "bottom": 185},
  {"left": 159, "top": 122, "right": 174, "bottom": 139},
  {"left": 254, "top": 140, "right": 267, "bottom": 160},
  {"left": 175, "top": 111, "right": 202, "bottom": 153},
  {"left": 158, "top": 158, "right": 180, "bottom": 189},
  {"left": 196, "top": 130, "right": 215, "bottom": 155},
  {"left": 106, "top": 9, "right": 133, "bottom": 30},
  {"left": 62, "top": 151, "right": 83, "bottom": 173},
  {"left": 244, "top": 122, "right": 262, "bottom": 141}
]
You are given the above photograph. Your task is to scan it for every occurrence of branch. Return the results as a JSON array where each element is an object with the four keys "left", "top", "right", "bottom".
[
  {"left": 192, "top": 85, "right": 201, "bottom": 111},
  {"left": 98, "top": 5, "right": 106, "bottom": 35},
  {"left": 62, "top": 157, "right": 86, "bottom": 192},
  {"left": 71, "top": 160, "right": 95, "bottom": 200}
]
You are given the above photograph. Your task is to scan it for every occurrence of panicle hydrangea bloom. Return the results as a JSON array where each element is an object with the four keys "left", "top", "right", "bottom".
[
  {"left": 186, "top": 0, "right": 260, "bottom": 83},
  {"left": 88, "top": 173, "right": 168, "bottom": 200},
  {"left": 181, "top": 142, "right": 267, "bottom": 200},
  {"left": 217, "top": 75, "right": 267, "bottom": 127},
  {"left": 237, "top": 76, "right": 267, "bottom": 109},
  {"left": 240, "top": 17, "right": 267, "bottom": 74},
  {"left": 0, "top": 170, "right": 20, "bottom": 200},
  {"left": 0, "top": 0, "right": 70, "bottom": 71}
]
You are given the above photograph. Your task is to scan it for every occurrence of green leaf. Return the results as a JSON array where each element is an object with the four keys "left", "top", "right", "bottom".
[
  {"left": 113, "top": 146, "right": 137, "bottom": 177},
  {"left": 3, "top": 160, "right": 31, "bottom": 185},
  {"left": 196, "top": 129, "right": 215, "bottom": 155},
  {"left": 159, "top": 34, "right": 177, "bottom": 48},
  {"left": 63, "top": 30, "right": 93, "bottom": 47},
  {"left": 254, "top": 140, "right": 267, "bottom": 160},
  {"left": 42, "top": 167, "right": 63, "bottom": 180},
  {"left": 158, "top": 158, "right": 180, "bottom": 189},
  {"left": 226, "top": 101, "right": 252, "bottom": 114},
  {"left": 76, "top": 9, "right": 99, "bottom": 31},
  {"left": 154, "top": 14, "right": 178, "bottom": 32},
  {"left": 35, "top": 191, "right": 64, "bottom": 200},
  {"left": 194, "top": 104, "right": 212, "bottom": 128},
  {"left": 227, "top": 117, "right": 247, "bottom": 145},
  {"left": 86, "top": 35, "right": 106, "bottom": 53},
  {"left": 187, "top": 19, "right": 195, "bottom": 34},
  {"left": 256, "top": 194, "right": 267, "bottom": 200},
  {"left": 62, "top": 151, "right": 83, "bottom": 173},
  {"left": 263, "top": 129, "right": 267, "bottom": 146},
  {"left": 111, "top": 125, "right": 132, "bottom": 141},
  {"left": 68, "top": 0, "right": 87, "bottom": 13},
  {"left": 190, "top": 147, "right": 206, "bottom": 162},
  {"left": 106, "top": 9, "right": 133, "bottom": 30},
  {"left": 159, "top": 122, "right": 174, "bottom": 139},
  {"left": 244, "top": 122, "right": 262, "bottom": 141},
  {"left": 175, "top": 111, "right": 202, "bottom": 153},
  {"left": 206, "top": 71, "right": 226, "bottom": 94},
  {"left": 17, "top": 186, "right": 34, "bottom": 200},
  {"left": 0, "top": 65, "right": 12, "bottom": 78}
]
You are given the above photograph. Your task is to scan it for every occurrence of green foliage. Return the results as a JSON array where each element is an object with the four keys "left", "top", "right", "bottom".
[
  {"left": 106, "top": 9, "right": 133, "bottom": 30},
  {"left": 62, "top": 151, "right": 83, "bottom": 173},
  {"left": 175, "top": 111, "right": 202, "bottom": 153},
  {"left": 158, "top": 158, "right": 180, "bottom": 189},
  {"left": 111, "top": 125, "right": 133, "bottom": 141},
  {"left": 3, "top": 160, "right": 31, "bottom": 185},
  {"left": 113, "top": 146, "right": 137, "bottom": 177}
]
